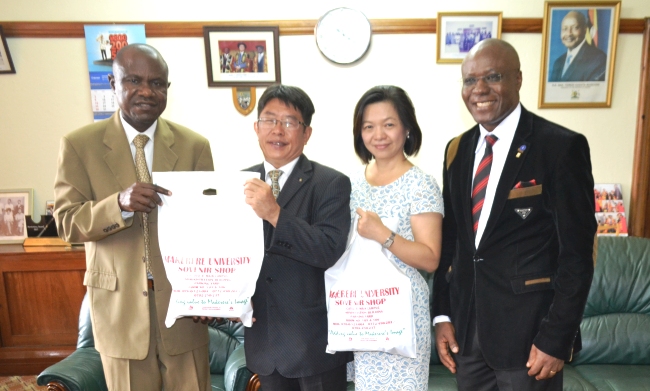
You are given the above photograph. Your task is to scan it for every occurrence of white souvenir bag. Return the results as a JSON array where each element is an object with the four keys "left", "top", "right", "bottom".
[
  {"left": 325, "top": 215, "right": 416, "bottom": 358},
  {"left": 154, "top": 171, "right": 263, "bottom": 327}
]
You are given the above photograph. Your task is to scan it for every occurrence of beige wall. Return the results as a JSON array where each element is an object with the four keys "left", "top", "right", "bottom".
[{"left": 0, "top": 0, "right": 648, "bottom": 216}]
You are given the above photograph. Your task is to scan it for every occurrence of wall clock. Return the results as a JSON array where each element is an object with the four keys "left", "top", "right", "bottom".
[{"left": 315, "top": 7, "right": 372, "bottom": 64}]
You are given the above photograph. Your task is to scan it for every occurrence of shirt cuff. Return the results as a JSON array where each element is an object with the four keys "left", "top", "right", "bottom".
[
  {"left": 121, "top": 211, "right": 134, "bottom": 219},
  {"left": 433, "top": 315, "right": 451, "bottom": 325}
]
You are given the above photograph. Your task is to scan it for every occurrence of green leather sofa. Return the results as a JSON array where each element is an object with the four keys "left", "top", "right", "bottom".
[
  {"left": 347, "top": 236, "right": 650, "bottom": 391},
  {"left": 36, "top": 294, "right": 255, "bottom": 391}
]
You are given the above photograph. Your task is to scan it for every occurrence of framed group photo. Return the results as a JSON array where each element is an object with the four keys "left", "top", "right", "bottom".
[
  {"left": 539, "top": 1, "right": 621, "bottom": 108},
  {"left": 0, "top": 25, "right": 16, "bottom": 74},
  {"left": 436, "top": 12, "right": 502, "bottom": 64},
  {"left": 203, "top": 26, "right": 281, "bottom": 87},
  {"left": 0, "top": 188, "right": 33, "bottom": 244}
]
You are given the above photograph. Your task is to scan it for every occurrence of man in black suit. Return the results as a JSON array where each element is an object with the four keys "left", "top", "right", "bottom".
[
  {"left": 433, "top": 39, "right": 597, "bottom": 391},
  {"left": 549, "top": 11, "right": 607, "bottom": 82},
  {"left": 243, "top": 84, "right": 352, "bottom": 391}
]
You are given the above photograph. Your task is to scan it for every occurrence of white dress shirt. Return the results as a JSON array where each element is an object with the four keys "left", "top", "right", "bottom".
[
  {"left": 119, "top": 114, "right": 157, "bottom": 220},
  {"left": 433, "top": 103, "right": 521, "bottom": 326},
  {"left": 564, "top": 38, "right": 587, "bottom": 70},
  {"left": 263, "top": 157, "right": 300, "bottom": 192}
]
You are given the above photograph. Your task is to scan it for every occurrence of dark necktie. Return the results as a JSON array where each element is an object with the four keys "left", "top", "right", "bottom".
[{"left": 472, "top": 134, "right": 498, "bottom": 234}]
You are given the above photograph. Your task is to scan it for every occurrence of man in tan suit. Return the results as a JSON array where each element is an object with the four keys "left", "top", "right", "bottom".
[{"left": 54, "top": 44, "right": 214, "bottom": 391}]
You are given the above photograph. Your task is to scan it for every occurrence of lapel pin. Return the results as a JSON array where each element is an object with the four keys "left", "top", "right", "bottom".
[
  {"left": 299, "top": 178, "right": 303, "bottom": 182},
  {"left": 515, "top": 208, "right": 532, "bottom": 219},
  {"left": 516, "top": 145, "right": 527, "bottom": 158}
]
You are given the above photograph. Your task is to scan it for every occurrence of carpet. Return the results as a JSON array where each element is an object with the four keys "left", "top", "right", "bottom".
[{"left": 0, "top": 376, "right": 47, "bottom": 391}]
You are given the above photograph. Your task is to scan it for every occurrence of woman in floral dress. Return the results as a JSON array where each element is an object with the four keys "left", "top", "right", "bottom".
[{"left": 348, "top": 85, "right": 443, "bottom": 390}]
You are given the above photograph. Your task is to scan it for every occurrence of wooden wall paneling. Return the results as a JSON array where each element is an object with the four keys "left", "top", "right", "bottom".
[
  {"left": 0, "top": 18, "right": 645, "bottom": 38},
  {"left": 630, "top": 18, "right": 650, "bottom": 238}
]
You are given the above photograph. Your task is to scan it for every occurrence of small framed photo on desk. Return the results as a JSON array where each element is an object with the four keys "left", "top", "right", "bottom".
[{"left": 0, "top": 189, "right": 33, "bottom": 244}]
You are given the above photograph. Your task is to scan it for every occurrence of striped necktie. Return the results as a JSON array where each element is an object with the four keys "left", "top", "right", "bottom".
[{"left": 472, "top": 134, "right": 498, "bottom": 234}]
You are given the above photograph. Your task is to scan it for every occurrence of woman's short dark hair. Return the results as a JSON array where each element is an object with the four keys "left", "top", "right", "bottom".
[
  {"left": 352, "top": 85, "right": 422, "bottom": 164},
  {"left": 258, "top": 84, "right": 315, "bottom": 126}
]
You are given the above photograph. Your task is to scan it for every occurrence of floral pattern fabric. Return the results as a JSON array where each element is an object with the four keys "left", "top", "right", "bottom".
[{"left": 348, "top": 166, "right": 444, "bottom": 391}]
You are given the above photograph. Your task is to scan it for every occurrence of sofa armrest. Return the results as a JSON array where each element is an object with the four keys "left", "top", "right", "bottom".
[
  {"left": 37, "top": 347, "right": 107, "bottom": 391},
  {"left": 224, "top": 344, "right": 254, "bottom": 391}
]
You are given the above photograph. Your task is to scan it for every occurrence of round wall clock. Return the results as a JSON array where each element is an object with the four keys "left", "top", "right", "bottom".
[{"left": 315, "top": 7, "right": 372, "bottom": 64}]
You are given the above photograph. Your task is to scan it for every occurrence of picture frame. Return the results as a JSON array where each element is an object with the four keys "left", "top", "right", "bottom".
[
  {"left": 0, "top": 188, "right": 33, "bottom": 244},
  {"left": 436, "top": 12, "right": 502, "bottom": 64},
  {"left": 203, "top": 26, "right": 281, "bottom": 87},
  {"left": 539, "top": 1, "right": 621, "bottom": 108},
  {"left": 0, "top": 25, "right": 17, "bottom": 74}
]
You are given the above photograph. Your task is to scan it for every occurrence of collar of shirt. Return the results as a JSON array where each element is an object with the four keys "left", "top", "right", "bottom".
[
  {"left": 472, "top": 103, "right": 521, "bottom": 248},
  {"left": 263, "top": 157, "right": 300, "bottom": 191},
  {"left": 566, "top": 38, "right": 587, "bottom": 63},
  {"left": 120, "top": 112, "right": 157, "bottom": 174}
]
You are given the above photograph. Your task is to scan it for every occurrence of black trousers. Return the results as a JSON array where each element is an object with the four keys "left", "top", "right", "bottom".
[
  {"left": 257, "top": 364, "right": 348, "bottom": 391},
  {"left": 455, "top": 326, "right": 562, "bottom": 391}
]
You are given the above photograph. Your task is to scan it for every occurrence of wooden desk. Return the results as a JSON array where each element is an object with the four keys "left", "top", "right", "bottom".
[{"left": 0, "top": 244, "right": 85, "bottom": 375}]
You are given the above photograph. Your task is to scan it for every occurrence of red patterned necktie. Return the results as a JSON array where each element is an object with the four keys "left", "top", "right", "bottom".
[{"left": 472, "top": 134, "right": 498, "bottom": 234}]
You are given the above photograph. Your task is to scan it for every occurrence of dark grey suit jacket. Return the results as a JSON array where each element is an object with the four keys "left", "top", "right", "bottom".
[
  {"left": 243, "top": 154, "right": 353, "bottom": 377},
  {"left": 549, "top": 42, "right": 607, "bottom": 82},
  {"left": 433, "top": 106, "right": 597, "bottom": 370}
]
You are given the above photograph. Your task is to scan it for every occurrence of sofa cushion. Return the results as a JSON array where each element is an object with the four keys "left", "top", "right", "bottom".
[
  {"left": 584, "top": 237, "right": 650, "bottom": 317},
  {"left": 210, "top": 374, "right": 225, "bottom": 391},
  {"left": 208, "top": 320, "right": 245, "bottom": 374},
  {"left": 573, "top": 365, "right": 650, "bottom": 391},
  {"left": 573, "top": 313, "right": 650, "bottom": 365},
  {"left": 563, "top": 365, "right": 597, "bottom": 391},
  {"left": 77, "top": 292, "right": 94, "bottom": 348}
]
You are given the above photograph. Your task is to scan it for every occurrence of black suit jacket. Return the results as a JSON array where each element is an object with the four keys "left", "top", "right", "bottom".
[
  {"left": 243, "top": 154, "right": 353, "bottom": 377},
  {"left": 433, "top": 106, "right": 597, "bottom": 370},
  {"left": 549, "top": 43, "right": 607, "bottom": 82}
]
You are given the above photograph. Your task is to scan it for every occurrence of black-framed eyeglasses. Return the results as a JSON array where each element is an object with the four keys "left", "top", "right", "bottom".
[
  {"left": 462, "top": 73, "right": 506, "bottom": 88},
  {"left": 257, "top": 118, "right": 306, "bottom": 131}
]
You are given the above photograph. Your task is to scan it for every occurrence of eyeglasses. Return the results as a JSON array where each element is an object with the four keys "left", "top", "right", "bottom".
[
  {"left": 462, "top": 73, "right": 507, "bottom": 88},
  {"left": 257, "top": 118, "right": 306, "bottom": 131}
]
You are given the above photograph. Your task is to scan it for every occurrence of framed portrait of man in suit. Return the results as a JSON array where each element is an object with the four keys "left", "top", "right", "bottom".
[{"left": 539, "top": 1, "right": 620, "bottom": 108}]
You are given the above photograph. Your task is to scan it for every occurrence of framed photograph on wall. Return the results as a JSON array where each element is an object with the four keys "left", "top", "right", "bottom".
[
  {"left": 203, "top": 26, "right": 281, "bottom": 87},
  {"left": 0, "top": 25, "right": 16, "bottom": 74},
  {"left": 436, "top": 12, "right": 502, "bottom": 64},
  {"left": 539, "top": 1, "right": 621, "bottom": 108},
  {"left": 0, "top": 189, "right": 33, "bottom": 244}
]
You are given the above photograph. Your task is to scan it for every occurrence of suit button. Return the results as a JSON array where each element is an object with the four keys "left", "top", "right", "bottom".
[
  {"left": 143, "top": 291, "right": 148, "bottom": 297},
  {"left": 266, "top": 277, "right": 273, "bottom": 283}
]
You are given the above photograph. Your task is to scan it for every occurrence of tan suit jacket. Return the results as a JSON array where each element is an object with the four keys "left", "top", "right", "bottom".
[{"left": 54, "top": 111, "right": 214, "bottom": 359}]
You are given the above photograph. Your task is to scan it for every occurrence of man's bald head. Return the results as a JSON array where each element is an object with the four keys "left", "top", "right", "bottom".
[
  {"left": 108, "top": 44, "right": 171, "bottom": 132},
  {"left": 113, "top": 44, "right": 169, "bottom": 76},
  {"left": 561, "top": 11, "right": 588, "bottom": 50},
  {"left": 460, "top": 38, "right": 522, "bottom": 131}
]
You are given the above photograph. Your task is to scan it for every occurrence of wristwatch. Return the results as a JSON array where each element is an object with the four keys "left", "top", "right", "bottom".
[{"left": 382, "top": 231, "right": 396, "bottom": 249}]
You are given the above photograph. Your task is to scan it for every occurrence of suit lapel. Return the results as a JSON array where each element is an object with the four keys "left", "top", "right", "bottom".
[
  {"left": 565, "top": 45, "right": 586, "bottom": 81},
  {"left": 462, "top": 128, "right": 481, "bottom": 246},
  {"left": 479, "top": 107, "right": 533, "bottom": 249},
  {"left": 103, "top": 112, "right": 138, "bottom": 191},
  {"left": 276, "top": 155, "right": 312, "bottom": 208},
  {"left": 152, "top": 119, "right": 178, "bottom": 173}
]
